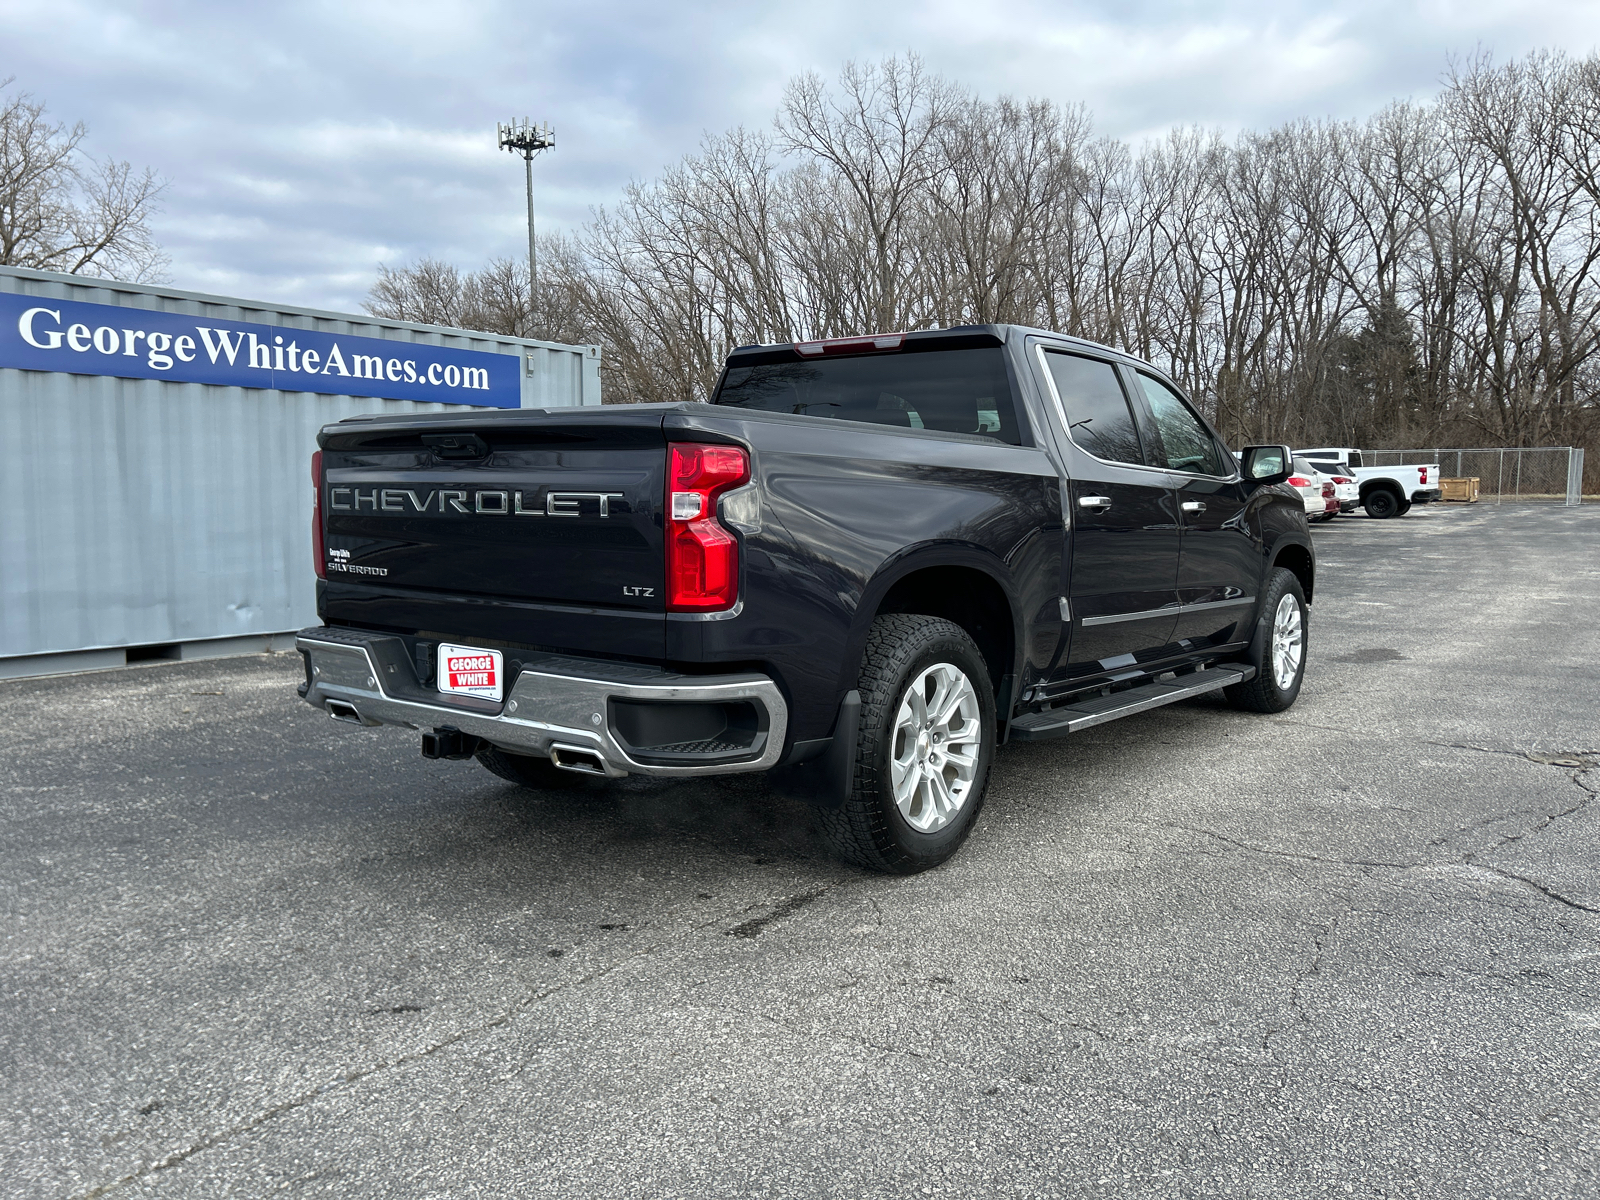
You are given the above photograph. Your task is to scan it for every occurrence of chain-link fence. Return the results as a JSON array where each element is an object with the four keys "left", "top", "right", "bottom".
[{"left": 1361, "top": 447, "right": 1586, "bottom": 505}]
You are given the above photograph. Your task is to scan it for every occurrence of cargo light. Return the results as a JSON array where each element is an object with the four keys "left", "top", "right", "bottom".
[
  {"left": 666, "top": 443, "right": 749, "bottom": 612},
  {"left": 312, "top": 450, "right": 326, "bottom": 580},
  {"left": 793, "top": 333, "right": 905, "bottom": 357}
]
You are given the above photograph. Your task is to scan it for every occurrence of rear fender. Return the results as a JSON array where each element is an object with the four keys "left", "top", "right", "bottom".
[{"left": 841, "top": 543, "right": 1025, "bottom": 706}]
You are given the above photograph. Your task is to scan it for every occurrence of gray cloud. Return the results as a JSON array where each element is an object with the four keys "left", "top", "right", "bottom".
[{"left": 4, "top": 0, "right": 1598, "bottom": 312}]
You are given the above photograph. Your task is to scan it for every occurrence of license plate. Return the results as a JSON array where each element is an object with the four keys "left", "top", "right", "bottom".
[{"left": 437, "top": 643, "right": 504, "bottom": 701}]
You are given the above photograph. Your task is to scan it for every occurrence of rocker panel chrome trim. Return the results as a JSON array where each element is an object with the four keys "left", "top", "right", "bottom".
[{"left": 1080, "top": 595, "right": 1255, "bottom": 627}]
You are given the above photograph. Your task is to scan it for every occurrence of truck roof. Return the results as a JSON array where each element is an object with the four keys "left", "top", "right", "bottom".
[{"left": 724, "top": 323, "right": 1160, "bottom": 374}]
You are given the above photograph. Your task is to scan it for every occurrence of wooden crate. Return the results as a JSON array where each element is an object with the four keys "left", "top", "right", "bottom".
[{"left": 1441, "top": 477, "right": 1480, "bottom": 502}]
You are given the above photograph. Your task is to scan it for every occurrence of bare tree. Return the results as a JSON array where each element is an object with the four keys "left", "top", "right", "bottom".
[
  {"left": 365, "top": 48, "right": 1597, "bottom": 486},
  {"left": 776, "top": 56, "right": 955, "bottom": 333},
  {"left": 0, "top": 80, "right": 166, "bottom": 280}
]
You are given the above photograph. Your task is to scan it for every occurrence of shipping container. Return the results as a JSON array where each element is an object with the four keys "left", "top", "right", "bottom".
[{"left": 1, "top": 265, "right": 601, "bottom": 678}]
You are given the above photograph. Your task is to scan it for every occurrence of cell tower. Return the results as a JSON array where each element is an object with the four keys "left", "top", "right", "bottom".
[{"left": 497, "top": 119, "right": 555, "bottom": 302}]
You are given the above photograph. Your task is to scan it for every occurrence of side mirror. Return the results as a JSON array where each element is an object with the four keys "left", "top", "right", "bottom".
[{"left": 1240, "top": 444, "right": 1293, "bottom": 487}]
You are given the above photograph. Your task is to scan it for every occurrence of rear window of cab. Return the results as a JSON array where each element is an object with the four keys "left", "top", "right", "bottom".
[{"left": 713, "top": 347, "right": 1026, "bottom": 446}]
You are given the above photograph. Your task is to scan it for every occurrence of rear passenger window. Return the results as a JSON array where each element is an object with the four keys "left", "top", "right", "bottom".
[
  {"left": 1041, "top": 351, "right": 1144, "bottom": 465},
  {"left": 1136, "top": 373, "right": 1230, "bottom": 477}
]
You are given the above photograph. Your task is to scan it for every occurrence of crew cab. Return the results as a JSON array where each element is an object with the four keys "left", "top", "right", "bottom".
[
  {"left": 1298, "top": 447, "right": 1440, "bottom": 519},
  {"left": 297, "top": 326, "right": 1315, "bottom": 873}
]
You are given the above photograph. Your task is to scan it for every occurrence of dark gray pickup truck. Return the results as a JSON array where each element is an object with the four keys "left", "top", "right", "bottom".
[{"left": 296, "top": 325, "right": 1313, "bottom": 873}]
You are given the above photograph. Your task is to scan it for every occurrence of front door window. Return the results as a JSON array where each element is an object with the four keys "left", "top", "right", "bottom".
[
  {"left": 1135, "top": 374, "right": 1229, "bottom": 476},
  {"left": 1132, "top": 371, "right": 1257, "bottom": 649}
]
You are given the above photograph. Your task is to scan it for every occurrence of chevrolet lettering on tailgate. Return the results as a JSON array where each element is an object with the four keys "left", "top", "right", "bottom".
[{"left": 326, "top": 488, "right": 624, "bottom": 517}]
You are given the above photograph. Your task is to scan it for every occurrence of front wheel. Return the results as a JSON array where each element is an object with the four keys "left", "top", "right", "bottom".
[
  {"left": 1226, "top": 568, "right": 1308, "bottom": 713},
  {"left": 819, "top": 615, "right": 996, "bottom": 874}
]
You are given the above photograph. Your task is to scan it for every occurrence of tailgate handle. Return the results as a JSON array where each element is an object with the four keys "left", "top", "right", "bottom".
[{"left": 423, "top": 433, "right": 489, "bottom": 460}]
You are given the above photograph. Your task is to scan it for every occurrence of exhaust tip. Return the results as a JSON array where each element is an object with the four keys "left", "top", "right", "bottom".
[
  {"left": 326, "top": 699, "right": 365, "bottom": 725},
  {"left": 549, "top": 744, "right": 608, "bottom": 776}
]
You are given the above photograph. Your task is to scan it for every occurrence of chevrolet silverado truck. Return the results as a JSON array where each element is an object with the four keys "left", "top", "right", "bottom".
[
  {"left": 296, "top": 326, "right": 1314, "bottom": 873},
  {"left": 1297, "top": 447, "right": 1441, "bottom": 519}
]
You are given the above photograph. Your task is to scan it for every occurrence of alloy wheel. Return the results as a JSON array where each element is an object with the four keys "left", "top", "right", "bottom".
[
  {"left": 889, "top": 662, "right": 982, "bottom": 833},
  {"left": 1271, "top": 593, "right": 1304, "bottom": 691}
]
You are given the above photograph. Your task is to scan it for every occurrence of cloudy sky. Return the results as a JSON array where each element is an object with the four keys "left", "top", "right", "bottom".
[{"left": 5, "top": 0, "right": 1600, "bottom": 314}]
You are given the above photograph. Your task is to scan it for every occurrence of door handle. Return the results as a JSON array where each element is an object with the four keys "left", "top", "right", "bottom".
[
  {"left": 1078, "top": 495, "right": 1113, "bottom": 510},
  {"left": 1181, "top": 501, "right": 1206, "bottom": 513}
]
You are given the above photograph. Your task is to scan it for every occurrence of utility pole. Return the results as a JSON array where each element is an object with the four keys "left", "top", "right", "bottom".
[{"left": 497, "top": 119, "right": 555, "bottom": 310}]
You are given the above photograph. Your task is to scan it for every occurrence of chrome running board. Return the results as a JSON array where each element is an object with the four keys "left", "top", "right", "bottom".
[{"left": 1008, "top": 666, "right": 1255, "bottom": 741}]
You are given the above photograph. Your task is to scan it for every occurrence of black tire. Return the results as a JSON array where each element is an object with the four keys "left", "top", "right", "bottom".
[
  {"left": 818, "top": 615, "right": 997, "bottom": 874},
  {"left": 1396, "top": 498, "right": 1412, "bottom": 515},
  {"left": 476, "top": 744, "right": 590, "bottom": 789},
  {"left": 1226, "top": 568, "right": 1308, "bottom": 713},
  {"left": 1363, "top": 488, "right": 1401, "bottom": 519}
]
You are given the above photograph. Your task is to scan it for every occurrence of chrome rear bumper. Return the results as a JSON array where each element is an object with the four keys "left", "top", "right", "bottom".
[{"left": 295, "top": 626, "right": 788, "bottom": 778}]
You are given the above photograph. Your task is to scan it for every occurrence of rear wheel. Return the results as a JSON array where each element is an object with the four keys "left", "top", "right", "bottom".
[
  {"left": 476, "top": 745, "right": 590, "bottom": 789},
  {"left": 1396, "top": 497, "right": 1412, "bottom": 515},
  {"left": 819, "top": 615, "right": 996, "bottom": 874},
  {"left": 1363, "top": 488, "right": 1401, "bottom": 519},
  {"left": 1226, "top": 568, "right": 1308, "bottom": 713}
]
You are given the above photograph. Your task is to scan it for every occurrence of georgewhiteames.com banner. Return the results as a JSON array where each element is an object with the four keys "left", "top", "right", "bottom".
[{"left": 0, "top": 291, "right": 521, "bottom": 408}]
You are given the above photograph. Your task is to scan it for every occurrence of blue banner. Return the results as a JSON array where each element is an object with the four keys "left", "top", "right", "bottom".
[{"left": 0, "top": 291, "right": 521, "bottom": 408}]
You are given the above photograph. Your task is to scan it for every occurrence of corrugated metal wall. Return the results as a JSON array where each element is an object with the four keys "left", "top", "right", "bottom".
[{"left": 1, "top": 266, "right": 601, "bottom": 663}]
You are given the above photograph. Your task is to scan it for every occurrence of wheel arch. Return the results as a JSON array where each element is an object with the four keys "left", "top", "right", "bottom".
[
  {"left": 1270, "top": 536, "right": 1315, "bottom": 604},
  {"left": 849, "top": 545, "right": 1021, "bottom": 701}
]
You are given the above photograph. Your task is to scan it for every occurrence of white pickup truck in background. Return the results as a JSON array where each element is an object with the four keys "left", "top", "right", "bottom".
[{"left": 1297, "top": 447, "right": 1442, "bottom": 519}]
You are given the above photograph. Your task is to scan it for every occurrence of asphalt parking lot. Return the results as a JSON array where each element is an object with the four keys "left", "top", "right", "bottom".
[{"left": 4, "top": 502, "right": 1598, "bottom": 1199}]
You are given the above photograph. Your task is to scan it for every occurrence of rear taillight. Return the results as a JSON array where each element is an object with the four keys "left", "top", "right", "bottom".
[
  {"left": 1322, "top": 482, "right": 1335, "bottom": 497},
  {"left": 311, "top": 450, "right": 325, "bottom": 580},
  {"left": 1419, "top": 467, "right": 1429, "bottom": 483},
  {"left": 666, "top": 443, "right": 750, "bottom": 612},
  {"left": 1288, "top": 475, "right": 1310, "bottom": 487}
]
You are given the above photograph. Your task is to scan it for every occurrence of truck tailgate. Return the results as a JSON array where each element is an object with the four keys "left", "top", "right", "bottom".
[{"left": 318, "top": 409, "right": 667, "bottom": 660}]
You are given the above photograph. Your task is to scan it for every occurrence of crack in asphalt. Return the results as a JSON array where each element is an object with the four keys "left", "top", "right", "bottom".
[
  {"left": 1147, "top": 763, "right": 1600, "bottom": 1050},
  {"left": 1429, "top": 741, "right": 1599, "bottom": 770},
  {"left": 77, "top": 966, "right": 615, "bottom": 1198},
  {"left": 1158, "top": 759, "right": 1599, "bottom": 923},
  {"left": 75, "top": 884, "right": 847, "bottom": 1200},
  {"left": 1462, "top": 767, "right": 1597, "bottom": 911},
  {"left": 1411, "top": 961, "right": 1596, "bottom": 1000},
  {"left": 1474, "top": 865, "right": 1600, "bottom": 915},
  {"left": 1157, "top": 822, "right": 1418, "bottom": 870}
]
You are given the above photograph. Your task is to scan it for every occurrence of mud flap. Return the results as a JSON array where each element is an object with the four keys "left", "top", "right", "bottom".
[{"left": 768, "top": 690, "right": 861, "bottom": 810}]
